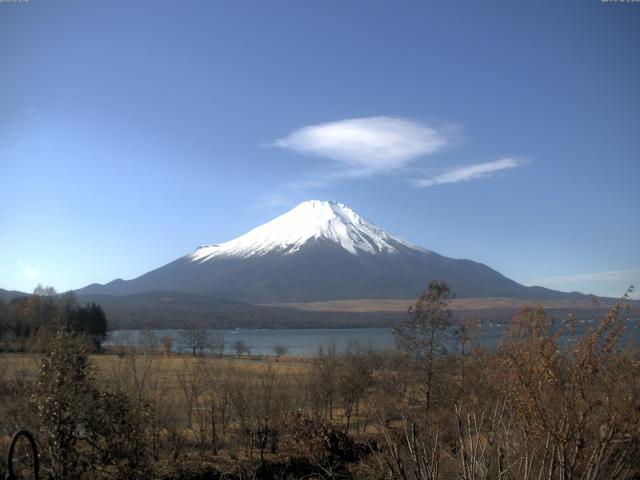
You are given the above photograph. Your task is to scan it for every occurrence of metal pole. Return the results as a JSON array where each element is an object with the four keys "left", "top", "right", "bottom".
[{"left": 5, "top": 430, "right": 39, "bottom": 480}]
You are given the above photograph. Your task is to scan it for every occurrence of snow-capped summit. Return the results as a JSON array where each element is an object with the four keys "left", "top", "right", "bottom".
[{"left": 190, "top": 200, "right": 424, "bottom": 262}]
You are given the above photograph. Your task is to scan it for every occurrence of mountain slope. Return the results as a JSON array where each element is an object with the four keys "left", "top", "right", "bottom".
[{"left": 77, "top": 200, "right": 580, "bottom": 303}]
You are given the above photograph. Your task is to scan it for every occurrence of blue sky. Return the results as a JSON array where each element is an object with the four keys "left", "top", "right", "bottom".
[{"left": 1, "top": 0, "right": 639, "bottom": 298}]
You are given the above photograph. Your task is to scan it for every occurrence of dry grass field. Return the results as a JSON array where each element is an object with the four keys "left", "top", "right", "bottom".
[
  {"left": 265, "top": 296, "right": 618, "bottom": 312},
  {"left": 1, "top": 299, "right": 639, "bottom": 480},
  {"left": 1, "top": 295, "right": 638, "bottom": 479},
  {"left": 0, "top": 352, "right": 313, "bottom": 386}
]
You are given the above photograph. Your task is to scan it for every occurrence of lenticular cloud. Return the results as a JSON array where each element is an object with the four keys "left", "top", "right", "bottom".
[{"left": 275, "top": 116, "right": 450, "bottom": 173}]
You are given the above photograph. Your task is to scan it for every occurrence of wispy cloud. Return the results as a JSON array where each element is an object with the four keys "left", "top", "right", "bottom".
[
  {"left": 413, "top": 158, "right": 526, "bottom": 187},
  {"left": 253, "top": 192, "right": 292, "bottom": 210},
  {"left": 532, "top": 269, "right": 640, "bottom": 286},
  {"left": 253, "top": 176, "right": 336, "bottom": 209},
  {"left": 275, "top": 116, "right": 452, "bottom": 175},
  {"left": 529, "top": 269, "right": 640, "bottom": 299}
]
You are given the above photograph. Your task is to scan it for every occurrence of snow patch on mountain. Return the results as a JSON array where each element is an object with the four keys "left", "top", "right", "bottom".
[{"left": 190, "top": 200, "right": 425, "bottom": 262}]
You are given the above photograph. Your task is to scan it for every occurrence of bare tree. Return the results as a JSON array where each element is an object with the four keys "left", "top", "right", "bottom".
[
  {"left": 377, "top": 416, "right": 441, "bottom": 480},
  {"left": 272, "top": 344, "right": 288, "bottom": 360},
  {"left": 180, "top": 325, "right": 211, "bottom": 356},
  {"left": 455, "top": 317, "right": 480, "bottom": 399},
  {"left": 336, "top": 340, "right": 374, "bottom": 435},
  {"left": 314, "top": 341, "right": 339, "bottom": 420},
  {"left": 493, "top": 292, "right": 640, "bottom": 480},
  {"left": 160, "top": 335, "right": 172, "bottom": 356},
  {"left": 139, "top": 329, "right": 159, "bottom": 355},
  {"left": 211, "top": 331, "right": 226, "bottom": 357},
  {"left": 178, "top": 360, "right": 208, "bottom": 453},
  {"left": 233, "top": 339, "right": 250, "bottom": 358},
  {"left": 394, "top": 280, "right": 453, "bottom": 413}
]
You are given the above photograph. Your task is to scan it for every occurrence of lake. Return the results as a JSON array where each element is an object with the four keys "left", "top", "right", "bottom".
[{"left": 105, "top": 317, "right": 640, "bottom": 356}]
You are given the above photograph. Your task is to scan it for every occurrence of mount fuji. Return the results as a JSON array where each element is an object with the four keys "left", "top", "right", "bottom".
[{"left": 77, "top": 200, "right": 575, "bottom": 303}]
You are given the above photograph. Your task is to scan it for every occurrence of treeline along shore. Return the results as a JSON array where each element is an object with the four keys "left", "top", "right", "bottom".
[{"left": 0, "top": 283, "right": 639, "bottom": 479}]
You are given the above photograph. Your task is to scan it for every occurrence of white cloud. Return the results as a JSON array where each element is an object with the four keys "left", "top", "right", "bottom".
[
  {"left": 263, "top": 116, "right": 525, "bottom": 208},
  {"left": 275, "top": 116, "right": 451, "bottom": 174},
  {"left": 414, "top": 157, "right": 525, "bottom": 187}
]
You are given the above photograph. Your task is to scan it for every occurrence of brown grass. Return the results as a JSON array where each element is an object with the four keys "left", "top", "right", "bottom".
[
  {"left": 262, "top": 296, "right": 617, "bottom": 312},
  {"left": 0, "top": 352, "right": 312, "bottom": 386}
]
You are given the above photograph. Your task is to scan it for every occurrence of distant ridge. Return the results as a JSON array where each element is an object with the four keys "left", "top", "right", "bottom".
[
  {"left": 75, "top": 290, "right": 403, "bottom": 330},
  {"left": 75, "top": 290, "right": 623, "bottom": 331},
  {"left": 0, "top": 288, "right": 28, "bottom": 302}
]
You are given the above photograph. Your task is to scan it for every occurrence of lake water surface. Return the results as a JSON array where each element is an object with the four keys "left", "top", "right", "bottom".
[{"left": 106, "top": 318, "right": 640, "bottom": 356}]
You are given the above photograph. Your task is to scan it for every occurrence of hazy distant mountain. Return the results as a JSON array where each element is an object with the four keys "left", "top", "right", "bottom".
[
  {"left": 76, "top": 290, "right": 619, "bottom": 331},
  {"left": 77, "top": 200, "right": 581, "bottom": 303},
  {"left": 0, "top": 288, "right": 28, "bottom": 302},
  {"left": 75, "top": 290, "right": 401, "bottom": 330}
]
